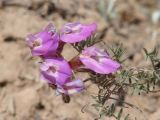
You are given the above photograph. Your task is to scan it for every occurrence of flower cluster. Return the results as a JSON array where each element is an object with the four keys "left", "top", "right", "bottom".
[{"left": 26, "top": 22, "right": 120, "bottom": 99}]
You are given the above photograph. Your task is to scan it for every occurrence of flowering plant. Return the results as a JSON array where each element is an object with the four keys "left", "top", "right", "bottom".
[{"left": 26, "top": 22, "right": 160, "bottom": 120}]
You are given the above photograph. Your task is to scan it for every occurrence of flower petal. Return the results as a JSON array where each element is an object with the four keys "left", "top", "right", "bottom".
[
  {"left": 79, "top": 46, "right": 120, "bottom": 74},
  {"left": 26, "top": 23, "right": 59, "bottom": 57},
  {"left": 57, "top": 79, "right": 84, "bottom": 94},
  {"left": 60, "top": 22, "right": 97, "bottom": 43},
  {"left": 40, "top": 58, "right": 72, "bottom": 85}
]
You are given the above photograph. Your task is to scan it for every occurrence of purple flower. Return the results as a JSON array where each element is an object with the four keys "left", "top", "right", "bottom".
[
  {"left": 79, "top": 46, "right": 121, "bottom": 74},
  {"left": 40, "top": 58, "right": 84, "bottom": 95},
  {"left": 26, "top": 23, "right": 59, "bottom": 57},
  {"left": 56, "top": 79, "right": 84, "bottom": 95},
  {"left": 60, "top": 22, "right": 97, "bottom": 43},
  {"left": 40, "top": 58, "right": 72, "bottom": 85}
]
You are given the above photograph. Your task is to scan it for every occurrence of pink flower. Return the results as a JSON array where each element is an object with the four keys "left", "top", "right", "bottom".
[
  {"left": 56, "top": 79, "right": 84, "bottom": 95},
  {"left": 60, "top": 22, "right": 97, "bottom": 43},
  {"left": 40, "top": 58, "right": 72, "bottom": 85},
  {"left": 40, "top": 58, "right": 84, "bottom": 95},
  {"left": 26, "top": 23, "right": 59, "bottom": 57},
  {"left": 79, "top": 46, "right": 121, "bottom": 74}
]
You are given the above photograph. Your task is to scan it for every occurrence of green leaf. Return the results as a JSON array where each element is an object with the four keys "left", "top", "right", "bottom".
[
  {"left": 124, "top": 114, "right": 130, "bottom": 120},
  {"left": 117, "top": 108, "right": 123, "bottom": 120}
]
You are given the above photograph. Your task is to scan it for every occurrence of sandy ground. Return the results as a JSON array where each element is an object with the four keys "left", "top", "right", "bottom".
[{"left": 0, "top": 0, "right": 160, "bottom": 120}]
